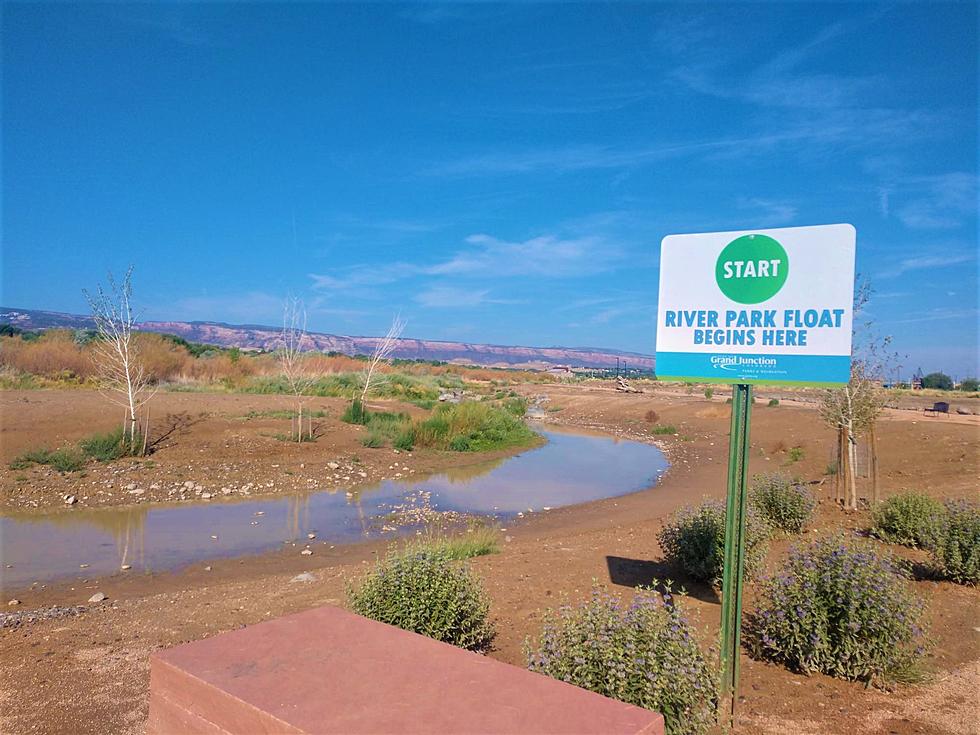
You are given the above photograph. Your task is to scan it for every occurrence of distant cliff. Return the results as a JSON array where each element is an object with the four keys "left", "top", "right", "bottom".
[{"left": 0, "top": 307, "right": 655, "bottom": 371}]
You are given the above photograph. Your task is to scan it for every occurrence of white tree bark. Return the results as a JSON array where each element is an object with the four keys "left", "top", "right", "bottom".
[{"left": 84, "top": 266, "right": 156, "bottom": 453}]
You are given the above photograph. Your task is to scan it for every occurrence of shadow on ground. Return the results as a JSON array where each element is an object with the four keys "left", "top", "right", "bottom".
[{"left": 605, "top": 555, "right": 720, "bottom": 604}]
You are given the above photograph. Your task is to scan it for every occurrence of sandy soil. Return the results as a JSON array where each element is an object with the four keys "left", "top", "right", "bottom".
[{"left": 1, "top": 383, "right": 978, "bottom": 734}]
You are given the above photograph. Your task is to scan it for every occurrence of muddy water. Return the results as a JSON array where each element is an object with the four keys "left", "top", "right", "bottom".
[{"left": 0, "top": 426, "right": 668, "bottom": 588}]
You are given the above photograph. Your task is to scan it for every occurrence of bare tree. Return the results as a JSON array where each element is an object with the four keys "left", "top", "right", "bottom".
[
  {"left": 819, "top": 279, "right": 894, "bottom": 510},
  {"left": 84, "top": 266, "right": 156, "bottom": 454},
  {"left": 359, "top": 315, "right": 405, "bottom": 402},
  {"left": 279, "top": 297, "right": 317, "bottom": 441}
]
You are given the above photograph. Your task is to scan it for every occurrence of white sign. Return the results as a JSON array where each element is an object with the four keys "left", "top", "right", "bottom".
[{"left": 656, "top": 223, "right": 855, "bottom": 386}]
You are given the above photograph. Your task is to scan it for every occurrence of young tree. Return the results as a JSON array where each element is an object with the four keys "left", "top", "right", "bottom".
[
  {"left": 819, "top": 279, "right": 893, "bottom": 510},
  {"left": 921, "top": 372, "right": 954, "bottom": 390},
  {"left": 83, "top": 266, "right": 156, "bottom": 454},
  {"left": 359, "top": 315, "right": 405, "bottom": 402},
  {"left": 279, "top": 297, "right": 317, "bottom": 441}
]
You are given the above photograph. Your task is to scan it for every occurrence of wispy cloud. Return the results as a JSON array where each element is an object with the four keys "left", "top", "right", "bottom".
[
  {"left": 877, "top": 252, "right": 976, "bottom": 279},
  {"left": 736, "top": 197, "right": 798, "bottom": 227},
  {"left": 895, "top": 173, "right": 977, "bottom": 230},
  {"left": 310, "top": 229, "right": 623, "bottom": 293},
  {"left": 886, "top": 307, "right": 979, "bottom": 325},
  {"left": 414, "top": 286, "right": 517, "bottom": 309},
  {"left": 166, "top": 291, "right": 284, "bottom": 323}
]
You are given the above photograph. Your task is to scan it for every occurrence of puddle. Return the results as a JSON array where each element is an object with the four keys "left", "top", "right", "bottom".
[{"left": 0, "top": 426, "right": 668, "bottom": 588}]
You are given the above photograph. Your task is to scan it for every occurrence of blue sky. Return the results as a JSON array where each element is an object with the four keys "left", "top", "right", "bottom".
[{"left": 2, "top": 2, "right": 977, "bottom": 377}]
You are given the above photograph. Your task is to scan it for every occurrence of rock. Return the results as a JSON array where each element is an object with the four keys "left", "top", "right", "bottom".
[
  {"left": 120, "top": 564, "right": 131, "bottom": 571},
  {"left": 301, "top": 549, "right": 313, "bottom": 556},
  {"left": 291, "top": 572, "right": 316, "bottom": 583},
  {"left": 204, "top": 566, "right": 212, "bottom": 572},
  {"left": 88, "top": 592, "right": 107, "bottom": 603},
  {"left": 7, "top": 599, "right": 20, "bottom": 606},
  {"left": 64, "top": 495, "right": 77, "bottom": 505},
  {"left": 201, "top": 492, "right": 212, "bottom": 499},
  {"left": 307, "top": 532, "right": 316, "bottom": 539},
  {"left": 327, "top": 461, "right": 340, "bottom": 470},
  {"left": 956, "top": 407, "right": 971, "bottom": 415},
  {"left": 127, "top": 488, "right": 144, "bottom": 495},
  {"left": 79, "top": 563, "right": 89, "bottom": 569}
]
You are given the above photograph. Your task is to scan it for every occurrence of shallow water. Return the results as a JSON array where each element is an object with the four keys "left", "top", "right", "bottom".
[{"left": 0, "top": 426, "right": 668, "bottom": 588}]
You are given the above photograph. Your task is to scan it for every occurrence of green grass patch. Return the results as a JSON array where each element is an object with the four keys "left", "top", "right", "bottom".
[
  {"left": 418, "top": 526, "right": 501, "bottom": 560},
  {"left": 785, "top": 446, "right": 805, "bottom": 463},
  {"left": 11, "top": 446, "right": 86, "bottom": 473},
  {"left": 651, "top": 425, "right": 677, "bottom": 435},
  {"left": 79, "top": 427, "right": 145, "bottom": 461},
  {"left": 243, "top": 371, "right": 441, "bottom": 406},
  {"left": 404, "top": 401, "right": 538, "bottom": 452},
  {"left": 238, "top": 409, "right": 327, "bottom": 420}
]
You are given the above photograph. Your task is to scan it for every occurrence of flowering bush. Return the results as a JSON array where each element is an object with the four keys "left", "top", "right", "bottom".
[
  {"left": 657, "top": 499, "right": 770, "bottom": 586},
  {"left": 347, "top": 543, "right": 495, "bottom": 651},
  {"left": 748, "top": 535, "right": 927, "bottom": 685},
  {"left": 870, "top": 491, "right": 946, "bottom": 549},
  {"left": 525, "top": 585, "right": 717, "bottom": 735},
  {"left": 930, "top": 500, "right": 980, "bottom": 585},
  {"left": 750, "top": 473, "right": 816, "bottom": 533}
]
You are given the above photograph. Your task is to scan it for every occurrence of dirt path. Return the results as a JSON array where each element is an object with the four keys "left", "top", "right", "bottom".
[{"left": 1, "top": 385, "right": 978, "bottom": 734}]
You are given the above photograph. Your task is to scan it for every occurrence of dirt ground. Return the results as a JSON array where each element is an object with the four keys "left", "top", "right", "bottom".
[
  {"left": 1, "top": 383, "right": 978, "bottom": 734},
  {"left": 0, "top": 390, "right": 537, "bottom": 511}
]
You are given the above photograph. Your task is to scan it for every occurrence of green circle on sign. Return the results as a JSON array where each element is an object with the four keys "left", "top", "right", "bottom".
[{"left": 715, "top": 234, "right": 789, "bottom": 304}]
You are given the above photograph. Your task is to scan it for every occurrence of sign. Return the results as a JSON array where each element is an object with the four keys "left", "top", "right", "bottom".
[{"left": 656, "top": 223, "right": 855, "bottom": 387}]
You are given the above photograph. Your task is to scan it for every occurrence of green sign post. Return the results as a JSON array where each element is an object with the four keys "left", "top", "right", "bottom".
[
  {"left": 656, "top": 224, "right": 856, "bottom": 726},
  {"left": 719, "top": 383, "right": 752, "bottom": 723}
]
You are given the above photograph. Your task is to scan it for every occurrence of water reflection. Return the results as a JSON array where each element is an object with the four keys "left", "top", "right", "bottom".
[{"left": 0, "top": 428, "right": 667, "bottom": 589}]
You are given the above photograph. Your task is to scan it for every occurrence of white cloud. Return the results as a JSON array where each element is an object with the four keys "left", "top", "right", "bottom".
[
  {"left": 895, "top": 173, "right": 978, "bottom": 230},
  {"left": 414, "top": 287, "right": 495, "bottom": 308},
  {"left": 877, "top": 252, "right": 976, "bottom": 279}
]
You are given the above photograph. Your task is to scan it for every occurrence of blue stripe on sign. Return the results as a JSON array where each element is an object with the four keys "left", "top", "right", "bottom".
[{"left": 655, "top": 352, "right": 851, "bottom": 385}]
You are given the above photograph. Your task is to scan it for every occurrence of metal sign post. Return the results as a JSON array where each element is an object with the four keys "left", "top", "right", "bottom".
[{"left": 719, "top": 383, "right": 752, "bottom": 724}]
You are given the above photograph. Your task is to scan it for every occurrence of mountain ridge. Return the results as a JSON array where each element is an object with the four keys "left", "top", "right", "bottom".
[{"left": 0, "top": 307, "right": 655, "bottom": 371}]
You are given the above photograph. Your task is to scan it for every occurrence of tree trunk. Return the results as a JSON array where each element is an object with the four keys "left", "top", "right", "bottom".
[{"left": 846, "top": 426, "right": 859, "bottom": 510}]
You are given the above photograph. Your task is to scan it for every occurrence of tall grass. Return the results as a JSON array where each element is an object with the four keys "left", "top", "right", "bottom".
[
  {"left": 419, "top": 527, "right": 501, "bottom": 559},
  {"left": 402, "top": 401, "right": 538, "bottom": 452}
]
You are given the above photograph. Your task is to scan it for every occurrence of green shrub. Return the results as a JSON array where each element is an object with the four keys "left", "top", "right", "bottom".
[
  {"left": 347, "top": 544, "right": 495, "bottom": 651},
  {"left": 703, "top": 387, "right": 713, "bottom": 399},
  {"left": 768, "top": 398, "right": 779, "bottom": 407},
  {"left": 10, "top": 446, "right": 85, "bottom": 472},
  {"left": 748, "top": 535, "right": 927, "bottom": 685},
  {"left": 786, "top": 446, "right": 805, "bottom": 463},
  {"left": 361, "top": 433, "right": 384, "bottom": 448},
  {"left": 959, "top": 377, "right": 978, "bottom": 392},
  {"left": 657, "top": 499, "right": 770, "bottom": 586},
  {"left": 525, "top": 585, "right": 717, "bottom": 735},
  {"left": 46, "top": 447, "right": 86, "bottom": 473},
  {"left": 750, "top": 473, "right": 815, "bottom": 533},
  {"left": 870, "top": 491, "right": 946, "bottom": 549},
  {"left": 930, "top": 500, "right": 980, "bottom": 585},
  {"left": 79, "top": 427, "right": 145, "bottom": 461},
  {"left": 394, "top": 429, "right": 415, "bottom": 451},
  {"left": 341, "top": 399, "right": 368, "bottom": 425},
  {"left": 503, "top": 396, "right": 528, "bottom": 417},
  {"left": 651, "top": 425, "right": 677, "bottom": 435}
]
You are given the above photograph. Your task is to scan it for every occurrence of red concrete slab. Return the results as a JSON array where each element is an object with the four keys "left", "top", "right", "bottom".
[{"left": 148, "top": 605, "right": 665, "bottom": 735}]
